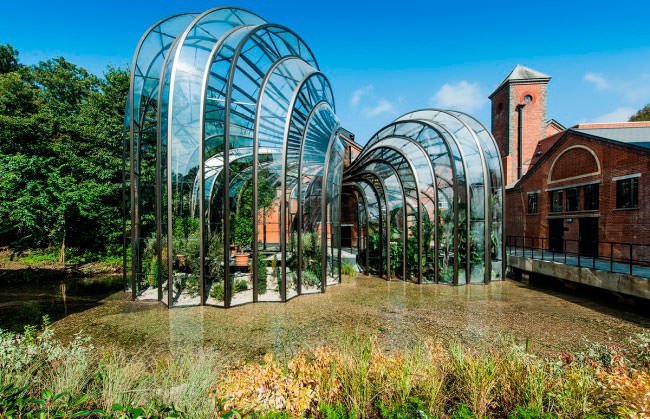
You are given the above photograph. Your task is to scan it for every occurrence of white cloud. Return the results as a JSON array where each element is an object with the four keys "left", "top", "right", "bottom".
[
  {"left": 361, "top": 99, "right": 396, "bottom": 117},
  {"left": 591, "top": 107, "right": 635, "bottom": 123},
  {"left": 430, "top": 81, "right": 486, "bottom": 112},
  {"left": 584, "top": 72, "right": 609, "bottom": 90},
  {"left": 350, "top": 85, "right": 373, "bottom": 107}
]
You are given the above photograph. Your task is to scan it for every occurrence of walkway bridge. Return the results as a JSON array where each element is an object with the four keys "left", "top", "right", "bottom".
[{"left": 506, "top": 236, "right": 650, "bottom": 300}]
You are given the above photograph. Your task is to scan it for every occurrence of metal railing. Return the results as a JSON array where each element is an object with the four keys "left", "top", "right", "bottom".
[{"left": 506, "top": 235, "right": 650, "bottom": 278}]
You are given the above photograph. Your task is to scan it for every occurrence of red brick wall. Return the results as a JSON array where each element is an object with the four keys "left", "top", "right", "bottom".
[
  {"left": 545, "top": 122, "right": 564, "bottom": 138},
  {"left": 491, "top": 81, "right": 548, "bottom": 185},
  {"left": 506, "top": 132, "right": 650, "bottom": 261},
  {"left": 490, "top": 87, "right": 509, "bottom": 162},
  {"left": 550, "top": 147, "right": 599, "bottom": 181},
  {"left": 510, "top": 83, "right": 548, "bottom": 183}
]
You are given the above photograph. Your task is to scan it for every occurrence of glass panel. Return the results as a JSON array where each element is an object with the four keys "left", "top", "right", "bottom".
[
  {"left": 129, "top": 14, "right": 197, "bottom": 301},
  {"left": 300, "top": 103, "right": 338, "bottom": 292},
  {"left": 167, "top": 9, "right": 265, "bottom": 307},
  {"left": 448, "top": 112, "right": 504, "bottom": 282},
  {"left": 326, "top": 137, "right": 344, "bottom": 285}
]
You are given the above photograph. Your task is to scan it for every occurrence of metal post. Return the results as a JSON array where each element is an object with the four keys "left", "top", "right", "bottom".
[
  {"left": 630, "top": 244, "right": 633, "bottom": 275},
  {"left": 593, "top": 241, "right": 596, "bottom": 269},
  {"left": 516, "top": 104, "right": 525, "bottom": 179},
  {"left": 551, "top": 238, "right": 555, "bottom": 262}
]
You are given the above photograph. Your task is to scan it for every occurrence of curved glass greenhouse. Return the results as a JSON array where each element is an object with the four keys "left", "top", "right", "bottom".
[
  {"left": 124, "top": 7, "right": 504, "bottom": 308},
  {"left": 343, "top": 110, "right": 504, "bottom": 284}
]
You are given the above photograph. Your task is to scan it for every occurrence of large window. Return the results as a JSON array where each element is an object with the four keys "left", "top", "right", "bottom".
[
  {"left": 527, "top": 192, "right": 538, "bottom": 214},
  {"left": 550, "top": 190, "right": 563, "bottom": 212},
  {"left": 566, "top": 187, "right": 579, "bottom": 211},
  {"left": 616, "top": 177, "right": 639, "bottom": 209},
  {"left": 583, "top": 183, "right": 599, "bottom": 210}
]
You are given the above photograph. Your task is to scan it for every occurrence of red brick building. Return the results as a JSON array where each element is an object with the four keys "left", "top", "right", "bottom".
[{"left": 492, "top": 65, "right": 650, "bottom": 262}]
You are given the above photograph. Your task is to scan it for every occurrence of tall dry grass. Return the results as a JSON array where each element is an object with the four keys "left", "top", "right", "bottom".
[
  {"left": 0, "top": 318, "right": 222, "bottom": 417},
  {"left": 210, "top": 335, "right": 650, "bottom": 418},
  {"left": 1, "top": 318, "right": 649, "bottom": 417}
]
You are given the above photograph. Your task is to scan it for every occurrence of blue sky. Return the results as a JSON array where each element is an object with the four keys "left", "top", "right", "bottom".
[{"left": 2, "top": 0, "right": 649, "bottom": 143}]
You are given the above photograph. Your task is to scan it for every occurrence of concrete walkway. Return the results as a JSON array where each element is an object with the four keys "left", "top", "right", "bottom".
[{"left": 506, "top": 247, "right": 650, "bottom": 279}]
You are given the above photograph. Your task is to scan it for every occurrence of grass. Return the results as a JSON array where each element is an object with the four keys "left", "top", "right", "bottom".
[
  {"left": 1, "top": 317, "right": 649, "bottom": 418},
  {"left": 0, "top": 247, "right": 121, "bottom": 275}
]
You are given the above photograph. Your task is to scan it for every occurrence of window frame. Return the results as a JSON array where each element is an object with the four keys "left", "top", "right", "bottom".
[
  {"left": 550, "top": 190, "right": 564, "bottom": 213},
  {"left": 583, "top": 183, "right": 599, "bottom": 211},
  {"left": 565, "top": 187, "right": 579, "bottom": 212},
  {"left": 527, "top": 191, "right": 538, "bottom": 215},
  {"left": 615, "top": 177, "right": 639, "bottom": 210}
]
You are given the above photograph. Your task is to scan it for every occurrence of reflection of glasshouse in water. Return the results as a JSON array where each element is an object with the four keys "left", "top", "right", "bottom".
[{"left": 124, "top": 7, "right": 504, "bottom": 307}]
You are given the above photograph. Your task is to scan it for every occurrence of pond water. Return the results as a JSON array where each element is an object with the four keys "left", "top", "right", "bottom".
[{"left": 0, "top": 275, "right": 648, "bottom": 360}]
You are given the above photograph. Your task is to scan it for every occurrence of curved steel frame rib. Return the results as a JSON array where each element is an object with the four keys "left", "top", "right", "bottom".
[
  {"left": 125, "top": 6, "right": 505, "bottom": 309},
  {"left": 344, "top": 111, "right": 505, "bottom": 285}
]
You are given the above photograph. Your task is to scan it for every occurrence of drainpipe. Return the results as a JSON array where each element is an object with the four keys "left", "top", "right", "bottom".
[{"left": 516, "top": 103, "right": 526, "bottom": 179}]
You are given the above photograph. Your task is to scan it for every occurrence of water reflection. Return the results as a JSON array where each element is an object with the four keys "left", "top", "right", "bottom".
[
  {"left": 0, "top": 275, "right": 647, "bottom": 359},
  {"left": 0, "top": 275, "right": 123, "bottom": 332}
]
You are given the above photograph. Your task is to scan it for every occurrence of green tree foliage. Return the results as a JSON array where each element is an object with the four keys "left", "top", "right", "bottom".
[
  {"left": 0, "top": 44, "right": 129, "bottom": 262},
  {"left": 0, "top": 44, "right": 20, "bottom": 74},
  {"left": 629, "top": 104, "right": 650, "bottom": 122}
]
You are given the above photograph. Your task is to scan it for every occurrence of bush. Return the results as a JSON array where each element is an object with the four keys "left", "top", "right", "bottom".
[
  {"left": 0, "top": 319, "right": 221, "bottom": 417},
  {"left": 451, "top": 403, "right": 476, "bottom": 419},
  {"left": 3, "top": 320, "right": 650, "bottom": 418},
  {"left": 234, "top": 279, "right": 248, "bottom": 293},
  {"left": 508, "top": 405, "right": 554, "bottom": 419},
  {"left": 376, "top": 396, "right": 432, "bottom": 418},
  {"left": 341, "top": 262, "right": 356, "bottom": 276},
  {"left": 318, "top": 402, "right": 350, "bottom": 419},
  {"left": 301, "top": 269, "right": 320, "bottom": 287},
  {"left": 254, "top": 257, "right": 268, "bottom": 294},
  {"left": 209, "top": 282, "right": 224, "bottom": 301}
]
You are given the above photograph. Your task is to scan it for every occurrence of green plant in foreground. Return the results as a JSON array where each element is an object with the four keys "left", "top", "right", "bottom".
[
  {"left": 508, "top": 405, "right": 554, "bottom": 419},
  {"left": 450, "top": 403, "right": 476, "bottom": 419},
  {"left": 210, "top": 282, "right": 225, "bottom": 301},
  {"left": 3, "top": 318, "right": 650, "bottom": 418},
  {"left": 341, "top": 262, "right": 356, "bottom": 276},
  {"left": 234, "top": 278, "right": 248, "bottom": 293},
  {"left": 254, "top": 256, "right": 268, "bottom": 294},
  {"left": 376, "top": 396, "right": 432, "bottom": 418},
  {"left": 301, "top": 269, "right": 320, "bottom": 287}
]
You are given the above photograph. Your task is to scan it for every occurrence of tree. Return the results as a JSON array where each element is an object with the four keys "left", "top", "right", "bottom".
[
  {"left": 0, "top": 44, "right": 20, "bottom": 74},
  {"left": 0, "top": 45, "right": 129, "bottom": 263},
  {"left": 629, "top": 104, "right": 650, "bottom": 122}
]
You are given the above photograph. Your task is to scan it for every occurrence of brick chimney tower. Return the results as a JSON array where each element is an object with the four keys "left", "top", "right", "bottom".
[{"left": 489, "top": 65, "right": 551, "bottom": 185}]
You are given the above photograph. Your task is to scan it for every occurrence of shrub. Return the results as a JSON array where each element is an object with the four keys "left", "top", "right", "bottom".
[
  {"left": 2, "top": 320, "right": 650, "bottom": 419},
  {"left": 209, "top": 282, "right": 225, "bottom": 301},
  {"left": 301, "top": 269, "right": 320, "bottom": 287},
  {"left": 234, "top": 279, "right": 248, "bottom": 293},
  {"left": 508, "top": 405, "right": 554, "bottom": 419},
  {"left": 0, "top": 320, "right": 222, "bottom": 417},
  {"left": 318, "top": 402, "right": 350, "bottom": 419},
  {"left": 341, "top": 262, "right": 356, "bottom": 276},
  {"left": 376, "top": 396, "right": 432, "bottom": 418},
  {"left": 451, "top": 403, "right": 476, "bottom": 419},
  {"left": 255, "top": 257, "right": 268, "bottom": 294}
]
